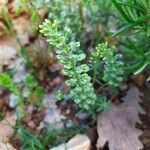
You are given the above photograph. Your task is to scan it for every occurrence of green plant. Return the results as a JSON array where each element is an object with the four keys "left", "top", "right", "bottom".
[
  {"left": 111, "top": 0, "right": 150, "bottom": 75},
  {"left": 0, "top": 7, "right": 14, "bottom": 34},
  {"left": 0, "top": 73, "right": 45, "bottom": 118},
  {"left": 41, "top": 0, "right": 114, "bottom": 50},
  {"left": 0, "top": 73, "right": 25, "bottom": 118},
  {"left": 91, "top": 43, "right": 124, "bottom": 88},
  {"left": 15, "top": 122, "right": 44, "bottom": 150},
  {"left": 40, "top": 20, "right": 109, "bottom": 117},
  {"left": 14, "top": 121, "right": 82, "bottom": 150},
  {"left": 47, "top": 0, "right": 83, "bottom": 43},
  {"left": 15, "top": 0, "right": 43, "bottom": 32},
  {"left": 111, "top": 0, "right": 150, "bottom": 36},
  {"left": 24, "top": 74, "right": 45, "bottom": 106}
]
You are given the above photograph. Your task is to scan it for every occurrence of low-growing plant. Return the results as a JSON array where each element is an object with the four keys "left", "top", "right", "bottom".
[
  {"left": 0, "top": 73, "right": 44, "bottom": 119},
  {"left": 23, "top": 74, "right": 45, "bottom": 106},
  {"left": 1, "top": 0, "right": 116, "bottom": 76},
  {"left": 47, "top": 0, "right": 83, "bottom": 43},
  {"left": 14, "top": 121, "right": 82, "bottom": 150},
  {"left": 91, "top": 43, "right": 124, "bottom": 88},
  {"left": 0, "top": 73, "right": 25, "bottom": 118},
  {"left": 0, "top": 7, "right": 13, "bottom": 34},
  {"left": 111, "top": 0, "right": 150, "bottom": 36},
  {"left": 15, "top": 0, "right": 43, "bottom": 32},
  {"left": 28, "top": 0, "right": 113, "bottom": 51},
  {"left": 39, "top": 20, "right": 113, "bottom": 117}
]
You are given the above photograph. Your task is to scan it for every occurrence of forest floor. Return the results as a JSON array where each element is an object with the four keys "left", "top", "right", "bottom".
[{"left": 0, "top": 1, "right": 150, "bottom": 150}]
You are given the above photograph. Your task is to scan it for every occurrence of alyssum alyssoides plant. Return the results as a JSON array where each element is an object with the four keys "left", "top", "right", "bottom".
[
  {"left": 91, "top": 43, "right": 124, "bottom": 88},
  {"left": 40, "top": 19, "right": 110, "bottom": 117}
]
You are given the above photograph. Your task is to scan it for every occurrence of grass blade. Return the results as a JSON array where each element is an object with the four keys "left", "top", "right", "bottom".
[
  {"left": 111, "top": 0, "right": 133, "bottom": 22},
  {"left": 112, "top": 23, "right": 137, "bottom": 37}
]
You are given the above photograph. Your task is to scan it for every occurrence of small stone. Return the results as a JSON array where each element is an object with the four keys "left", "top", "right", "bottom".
[
  {"left": 27, "top": 105, "right": 35, "bottom": 114},
  {"left": 9, "top": 94, "right": 18, "bottom": 108},
  {"left": 43, "top": 94, "right": 57, "bottom": 109},
  {"left": 11, "top": 114, "right": 17, "bottom": 121},
  {"left": 119, "top": 83, "right": 128, "bottom": 91},
  {"left": 44, "top": 109, "right": 65, "bottom": 125},
  {"left": 43, "top": 92, "right": 66, "bottom": 128},
  {"left": 66, "top": 120, "right": 73, "bottom": 128},
  {"left": 75, "top": 112, "right": 89, "bottom": 120},
  {"left": 12, "top": 59, "right": 27, "bottom": 83},
  {"left": 27, "top": 121, "right": 36, "bottom": 129},
  {"left": 66, "top": 109, "right": 70, "bottom": 114},
  {"left": 50, "top": 134, "right": 91, "bottom": 150},
  {"left": 16, "top": 106, "right": 25, "bottom": 119},
  {"left": 22, "top": 86, "right": 29, "bottom": 98},
  {"left": 37, "top": 121, "right": 46, "bottom": 130}
]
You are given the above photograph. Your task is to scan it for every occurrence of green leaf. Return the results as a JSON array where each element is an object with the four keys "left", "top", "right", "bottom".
[
  {"left": 134, "top": 60, "right": 148, "bottom": 75},
  {"left": 111, "top": 0, "right": 133, "bottom": 22},
  {"left": 112, "top": 23, "right": 137, "bottom": 37}
]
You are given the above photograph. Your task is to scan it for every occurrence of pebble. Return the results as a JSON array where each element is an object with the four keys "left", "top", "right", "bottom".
[
  {"left": 9, "top": 94, "right": 18, "bottom": 108},
  {"left": 50, "top": 134, "right": 91, "bottom": 150}
]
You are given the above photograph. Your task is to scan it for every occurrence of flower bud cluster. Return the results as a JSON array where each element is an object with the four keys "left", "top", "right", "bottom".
[{"left": 94, "top": 43, "right": 124, "bottom": 87}]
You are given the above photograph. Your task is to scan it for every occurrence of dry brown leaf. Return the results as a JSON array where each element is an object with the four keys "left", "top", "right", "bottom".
[
  {"left": 121, "top": 86, "right": 145, "bottom": 124},
  {"left": 0, "top": 142, "right": 16, "bottom": 150},
  {"left": 0, "top": 115, "right": 16, "bottom": 143},
  {"left": 0, "top": 45, "right": 17, "bottom": 72},
  {"left": 97, "top": 86, "right": 145, "bottom": 150},
  {"left": 0, "top": 35, "right": 19, "bottom": 48},
  {"left": 0, "top": 22, "right": 5, "bottom": 36},
  {"left": 0, "top": 0, "right": 8, "bottom": 5},
  {"left": 12, "top": 16, "right": 31, "bottom": 45},
  {"left": 133, "top": 74, "right": 146, "bottom": 87}
]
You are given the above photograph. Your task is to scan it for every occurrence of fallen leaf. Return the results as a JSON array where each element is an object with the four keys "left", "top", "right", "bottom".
[
  {"left": 0, "top": 45, "right": 17, "bottom": 72},
  {"left": 97, "top": 86, "right": 145, "bottom": 150},
  {"left": 133, "top": 74, "right": 145, "bottom": 87},
  {"left": 0, "top": 142, "right": 16, "bottom": 150},
  {"left": 50, "top": 76, "right": 62, "bottom": 88},
  {"left": 12, "top": 16, "right": 31, "bottom": 45},
  {"left": 0, "top": 22, "right": 5, "bottom": 36},
  {"left": 0, "top": 0, "right": 8, "bottom": 5},
  {"left": 0, "top": 115, "right": 16, "bottom": 142},
  {"left": 39, "top": 69, "right": 45, "bottom": 81},
  {"left": 121, "top": 86, "right": 145, "bottom": 124}
]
